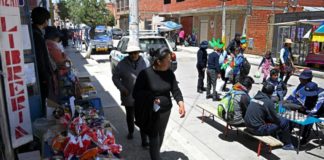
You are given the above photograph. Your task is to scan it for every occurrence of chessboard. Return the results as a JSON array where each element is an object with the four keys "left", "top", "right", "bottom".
[{"left": 280, "top": 110, "right": 308, "bottom": 122}]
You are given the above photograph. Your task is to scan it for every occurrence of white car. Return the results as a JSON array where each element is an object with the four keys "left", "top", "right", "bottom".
[{"left": 110, "top": 35, "right": 178, "bottom": 72}]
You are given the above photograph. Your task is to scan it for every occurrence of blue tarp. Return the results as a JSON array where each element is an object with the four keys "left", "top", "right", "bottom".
[{"left": 162, "top": 21, "right": 182, "bottom": 30}]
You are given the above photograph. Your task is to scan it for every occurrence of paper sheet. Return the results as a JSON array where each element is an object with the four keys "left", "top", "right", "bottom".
[
  {"left": 24, "top": 63, "right": 36, "bottom": 84},
  {"left": 21, "top": 25, "right": 31, "bottom": 50}
]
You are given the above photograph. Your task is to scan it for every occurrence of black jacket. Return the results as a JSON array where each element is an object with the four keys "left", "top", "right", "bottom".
[
  {"left": 196, "top": 48, "right": 208, "bottom": 69},
  {"left": 244, "top": 91, "right": 280, "bottom": 130},
  {"left": 32, "top": 25, "right": 53, "bottom": 82},
  {"left": 207, "top": 52, "right": 221, "bottom": 72},
  {"left": 226, "top": 39, "right": 241, "bottom": 54},
  {"left": 133, "top": 67, "right": 183, "bottom": 134}
]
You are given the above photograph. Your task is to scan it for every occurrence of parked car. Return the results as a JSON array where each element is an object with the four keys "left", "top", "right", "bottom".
[
  {"left": 85, "top": 26, "right": 113, "bottom": 55},
  {"left": 111, "top": 28, "right": 123, "bottom": 39},
  {"left": 110, "top": 35, "right": 177, "bottom": 73}
]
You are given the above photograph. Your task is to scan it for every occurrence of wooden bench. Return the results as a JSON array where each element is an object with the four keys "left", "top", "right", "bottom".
[{"left": 196, "top": 103, "right": 284, "bottom": 157}]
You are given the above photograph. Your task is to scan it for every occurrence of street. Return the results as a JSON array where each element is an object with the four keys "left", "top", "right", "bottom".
[{"left": 70, "top": 46, "right": 324, "bottom": 160}]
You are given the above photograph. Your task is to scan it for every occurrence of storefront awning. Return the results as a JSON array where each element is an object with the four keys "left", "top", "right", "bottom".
[
  {"left": 271, "top": 19, "right": 324, "bottom": 26},
  {"left": 162, "top": 21, "right": 182, "bottom": 30},
  {"left": 312, "top": 25, "right": 324, "bottom": 42}
]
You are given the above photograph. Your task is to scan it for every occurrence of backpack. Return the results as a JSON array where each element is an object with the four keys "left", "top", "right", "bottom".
[
  {"left": 217, "top": 91, "right": 246, "bottom": 122},
  {"left": 240, "top": 57, "right": 251, "bottom": 76}
]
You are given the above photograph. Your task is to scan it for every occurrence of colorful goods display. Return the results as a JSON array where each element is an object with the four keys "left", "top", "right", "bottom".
[{"left": 45, "top": 104, "right": 122, "bottom": 160}]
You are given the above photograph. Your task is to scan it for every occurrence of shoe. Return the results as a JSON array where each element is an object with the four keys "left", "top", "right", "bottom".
[
  {"left": 197, "top": 89, "right": 203, "bottom": 93},
  {"left": 127, "top": 133, "right": 133, "bottom": 140},
  {"left": 142, "top": 142, "right": 149, "bottom": 149},
  {"left": 282, "top": 144, "right": 295, "bottom": 150},
  {"left": 206, "top": 94, "right": 213, "bottom": 99},
  {"left": 212, "top": 96, "right": 222, "bottom": 101},
  {"left": 201, "top": 87, "right": 207, "bottom": 91}
]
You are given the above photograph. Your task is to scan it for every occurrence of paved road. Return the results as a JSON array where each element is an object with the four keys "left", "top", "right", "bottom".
[{"left": 68, "top": 45, "right": 324, "bottom": 160}]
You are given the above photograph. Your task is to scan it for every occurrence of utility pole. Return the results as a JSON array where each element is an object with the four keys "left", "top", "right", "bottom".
[
  {"left": 129, "top": 0, "right": 139, "bottom": 47},
  {"left": 243, "top": 0, "right": 252, "bottom": 36},
  {"left": 220, "top": 0, "right": 231, "bottom": 46}
]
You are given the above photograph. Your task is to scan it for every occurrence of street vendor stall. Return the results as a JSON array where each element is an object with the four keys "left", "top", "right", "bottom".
[
  {"left": 305, "top": 24, "right": 324, "bottom": 66},
  {"left": 272, "top": 19, "right": 324, "bottom": 67}
]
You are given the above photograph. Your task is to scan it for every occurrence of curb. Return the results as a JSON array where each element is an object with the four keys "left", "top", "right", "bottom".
[{"left": 178, "top": 47, "right": 324, "bottom": 79}]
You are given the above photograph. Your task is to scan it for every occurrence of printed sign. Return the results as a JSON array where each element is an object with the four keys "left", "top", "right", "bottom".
[{"left": 0, "top": 5, "right": 33, "bottom": 148}]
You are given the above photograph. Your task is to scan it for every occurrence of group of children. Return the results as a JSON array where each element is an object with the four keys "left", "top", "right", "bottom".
[
  {"left": 197, "top": 35, "right": 324, "bottom": 150},
  {"left": 196, "top": 34, "right": 250, "bottom": 101}
]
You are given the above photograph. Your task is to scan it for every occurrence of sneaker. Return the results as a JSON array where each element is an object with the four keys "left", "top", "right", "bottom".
[
  {"left": 206, "top": 94, "right": 213, "bottom": 99},
  {"left": 127, "top": 133, "right": 133, "bottom": 140},
  {"left": 282, "top": 144, "right": 295, "bottom": 150},
  {"left": 212, "top": 96, "right": 221, "bottom": 101}
]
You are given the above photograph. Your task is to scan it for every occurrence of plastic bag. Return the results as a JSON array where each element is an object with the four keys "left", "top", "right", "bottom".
[
  {"left": 254, "top": 71, "right": 261, "bottom": 79},
  {"left": 216, "top": 79, "right": 225, "bottom": 93},
  {"left": 253, "top": 70, "right": 263, "bottom": 84}
]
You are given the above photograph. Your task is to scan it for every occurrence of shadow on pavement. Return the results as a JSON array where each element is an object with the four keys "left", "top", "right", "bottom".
[
  {"left": 197, "top": 116, "right": 281, "bottom": 160},
  {"left": 66, "top": 47, "right": 151, "bottom": 159},
  {"left": 161, "top": 151, "right": 189, "bottom": 160}
]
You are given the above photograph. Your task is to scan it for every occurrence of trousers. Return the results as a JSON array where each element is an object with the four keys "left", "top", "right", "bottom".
[
  {"left": 197, "top": 67, "right": 205, "bottom": 90},
  {"left": 149, "top": 110, "right": 171, "bottom": 160}
]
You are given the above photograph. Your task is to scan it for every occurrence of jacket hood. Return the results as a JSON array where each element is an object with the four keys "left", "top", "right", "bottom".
[{"left": 254, "top": 91, "right": 271, "bottom": 100}]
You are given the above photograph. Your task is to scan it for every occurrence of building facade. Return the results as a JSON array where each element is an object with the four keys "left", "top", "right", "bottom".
[{"left": 116, "top": 0, "right": 324, "bottom": 55}]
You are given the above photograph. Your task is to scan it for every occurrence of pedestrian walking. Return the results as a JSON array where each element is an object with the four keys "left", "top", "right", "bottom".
[
  {"left": 279, "top": 38, "right": 295, "bottom": 84},
  {"left": 133, "top": 47, "right": 186, "bottom": 160},
  {"left": 112, "top": 45, "right": 149, "bottom": 148},
  {"left": 258, "top": 51, "right": 275, "bottom": 83},
  {"left": 206, "top": 43, "right": 222, "bottom": 101},
  {"left": 196, "top": 41, "right": 208, "bottom": 93}
]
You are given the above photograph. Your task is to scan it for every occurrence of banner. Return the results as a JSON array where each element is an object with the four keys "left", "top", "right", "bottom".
[{"left": 0, "top": 5, "right": 33, "bottom": 148}]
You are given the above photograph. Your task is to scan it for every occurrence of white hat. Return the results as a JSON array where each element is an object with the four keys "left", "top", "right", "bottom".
[
  {"left": 126, "top": 46, "right": 141, "bottom": 53},
  {"left": 284, "top": 38, "right": 293, "bottom": 44}
]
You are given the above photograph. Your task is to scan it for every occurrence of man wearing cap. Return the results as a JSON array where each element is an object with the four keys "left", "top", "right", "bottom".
[
  {"left": 279, "top": 38, "right": 295, "bottom": 84},
  {"left": 293, "top": 82, "right": 322, "bottom": 145},
  {"left": 112, "top": 45, "right": 149, "bottom": 148},
  {"left": 285, "top": 69, "right": 313, "bottom": 107},
  {"left": 226, "top": 33, "right": 241, "bottom": 54},
  {"left": 196, "top": 41, "right": 208, "bottom": 93}
]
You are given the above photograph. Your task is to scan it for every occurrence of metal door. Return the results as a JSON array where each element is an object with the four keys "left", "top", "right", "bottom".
[{"left": 200, "top": 20, "right": 208, "bottom": 43}]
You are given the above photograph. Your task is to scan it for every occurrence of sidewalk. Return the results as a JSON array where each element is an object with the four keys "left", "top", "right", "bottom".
[
  {"left": 177, "top": 46, "right": 324, "bottom": 79},
  {"left": 65, "top": 46, "right": 209, "bottom": 160}
]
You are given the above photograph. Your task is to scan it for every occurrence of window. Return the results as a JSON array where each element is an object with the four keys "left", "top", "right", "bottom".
[
  {"left": 176, "top": 0, "right": 184, "bottom": 2},
  {"left": 164, "top": 0, "right": 171, "bottom": 4},
  {"left": 139, "top": 38, "right": 168, "bottom": 52}
]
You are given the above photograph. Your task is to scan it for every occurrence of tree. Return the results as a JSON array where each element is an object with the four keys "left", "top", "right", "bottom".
[
  {"left": 65, "top": 0, "right": 115, "bottom": 27},
  {"left": 57, "top": 0, "right": 69, "bottom": 22}
]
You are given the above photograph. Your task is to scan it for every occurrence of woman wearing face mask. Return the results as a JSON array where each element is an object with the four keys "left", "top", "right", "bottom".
[{"left": 133, "top": 47, "right": 186, "bottom": 160}]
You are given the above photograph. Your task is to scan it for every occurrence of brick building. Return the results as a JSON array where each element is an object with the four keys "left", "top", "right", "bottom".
[{"left": 115, "top": 0, "right": 324, "bottom": 55}]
